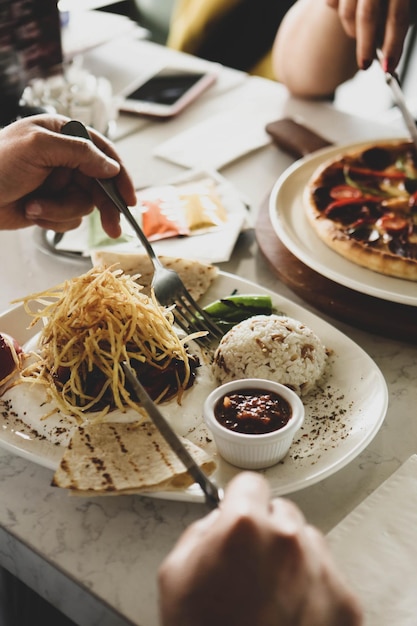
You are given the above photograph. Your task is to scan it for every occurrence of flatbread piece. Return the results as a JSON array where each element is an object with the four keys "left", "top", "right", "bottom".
[
  {"left": 91, "top": 250, "right": 218, "bottom": 300},
  {"left": 52, "top": 420, "right": 216, "bottom": 495}
]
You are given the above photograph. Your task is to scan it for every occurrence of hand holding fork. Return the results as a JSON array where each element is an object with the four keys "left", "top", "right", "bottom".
[{"left": 62, "top": 120, "right": 223, "bottom": 346}]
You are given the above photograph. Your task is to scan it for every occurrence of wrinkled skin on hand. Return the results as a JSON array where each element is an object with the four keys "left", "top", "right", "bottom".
[
  {"left": 0, "top": 114, "right": 136, "bottom": 235},
  {"left": 158, "top": 472, "right": 363, "bottom": 626}
]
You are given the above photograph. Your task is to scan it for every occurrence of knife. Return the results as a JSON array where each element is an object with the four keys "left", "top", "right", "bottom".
[
  {"left": 121, "top": 361, "right": 222, "bottom": 508},
  {"left": 377, "top": 49, "right": 417, "bottom": 152}
]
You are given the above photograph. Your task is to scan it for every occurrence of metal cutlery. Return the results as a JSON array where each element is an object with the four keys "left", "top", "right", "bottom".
[
  {"left": 62, "top": 120, "right": 223, "bottom": 346},
  {"left": 36, "top": 227, "right": 84, "bottom": 260},
  {"left": 377, "top": 49, "right": 417, "bottom": 152},
  {"left": 121, "top": 361, "right": 222, "bottom": 508}
]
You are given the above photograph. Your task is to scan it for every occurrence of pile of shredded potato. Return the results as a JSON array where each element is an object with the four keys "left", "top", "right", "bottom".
[{"left": 18, "top": 266, "right": 195, "bottom": 421}]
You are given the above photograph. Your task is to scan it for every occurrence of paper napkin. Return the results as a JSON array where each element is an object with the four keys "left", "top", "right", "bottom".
[
  {"left": 153, "top": 76, "right": 288, "bottom": 170},
  {"left": 327, "top": 455, "right": 417, "bottom": 625}
]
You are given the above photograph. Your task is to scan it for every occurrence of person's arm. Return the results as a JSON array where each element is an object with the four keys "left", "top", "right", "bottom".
[
  {"left": 0, "top": 114, "right": 136, "bottom": 235},
  {"left": 158, "top": 472, "right": 363, "bottom": 626},
  {"left": 272, "top": 0, "right": 412, "bottom": 98}
]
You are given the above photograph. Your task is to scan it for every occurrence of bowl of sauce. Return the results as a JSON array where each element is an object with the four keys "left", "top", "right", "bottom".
[{"left": 203, "top": 379, "right": 304, "bottom": 469}]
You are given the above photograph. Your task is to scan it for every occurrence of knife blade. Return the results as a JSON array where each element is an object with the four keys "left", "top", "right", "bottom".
[
  {"left": 377, "top": 49, "right": 417, "bottom": 152},
  {"left": 121, "top": 361, "right": 222, "bottom": 508}
]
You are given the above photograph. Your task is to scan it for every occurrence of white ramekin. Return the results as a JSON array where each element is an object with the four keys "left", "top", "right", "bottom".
[{"left": 203, "top": 378, "right": 304, "bottom": 469}]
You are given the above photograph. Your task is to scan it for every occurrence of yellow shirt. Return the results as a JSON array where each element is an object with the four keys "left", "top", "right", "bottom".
[{"left": 167, "top": 0, "right": 296, "bottom": 80}]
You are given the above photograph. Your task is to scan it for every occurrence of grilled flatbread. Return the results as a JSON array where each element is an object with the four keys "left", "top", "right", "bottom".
[
  {"left": 52, "top": 420, "right": 216, "bottom": 495},
  {"left": 91, "top": 250, "right": 218, "bottom": 300}
]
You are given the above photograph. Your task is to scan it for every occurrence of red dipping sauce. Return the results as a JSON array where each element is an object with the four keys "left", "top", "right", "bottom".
[{"left": 214, "top": 388, "right": 292, "bottom": 435}]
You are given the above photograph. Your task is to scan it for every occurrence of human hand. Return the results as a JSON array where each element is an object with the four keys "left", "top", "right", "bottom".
[
  {"left": 326, "top": 0, "right": 413, "bottom": 72},
  {"left": 158, "top": 472, "right": 362, "bottom": 626},
  {"left": 0, "top": 114, "right": 137, "bottom": 235}
]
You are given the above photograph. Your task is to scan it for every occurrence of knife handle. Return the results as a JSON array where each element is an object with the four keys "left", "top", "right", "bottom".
[{"left": 266, "top": 117, "right": 333, "bottom": 159}]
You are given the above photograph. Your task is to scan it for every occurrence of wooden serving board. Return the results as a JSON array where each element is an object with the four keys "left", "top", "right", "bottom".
[{"left": 255, "top": 194, "right": 417, "bottom": 343}]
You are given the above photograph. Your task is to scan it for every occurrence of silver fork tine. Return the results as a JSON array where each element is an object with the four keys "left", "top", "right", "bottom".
[
  {"left": 155, "top": 285, "right": 220, "bottom": 345},
  {"left": 175, "top": 289, "right": 223, "bottom": 339},
  {"left": 152, "top": 270, "right": 223, "bottom": 339},
  {"left": 172, "top": 310, "right": 210, "bottom": 343}
]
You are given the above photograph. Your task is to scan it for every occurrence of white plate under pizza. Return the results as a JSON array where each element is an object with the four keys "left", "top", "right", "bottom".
[{"left": 270, "top": 139, "right": 417, "bottom": 306}]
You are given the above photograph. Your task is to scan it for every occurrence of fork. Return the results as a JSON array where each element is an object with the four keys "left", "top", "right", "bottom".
[{"left": 62, "top": 120, "right": 223, "bottom": 345}]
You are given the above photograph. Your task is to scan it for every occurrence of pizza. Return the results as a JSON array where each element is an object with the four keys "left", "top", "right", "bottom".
[{"left": 304, "top": 139, "right": 417, "bottom": 281}]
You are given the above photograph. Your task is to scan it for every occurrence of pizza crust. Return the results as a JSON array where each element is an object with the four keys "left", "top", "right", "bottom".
[{"left": 304, "top": 187, "right": 417, "bottom": 281}]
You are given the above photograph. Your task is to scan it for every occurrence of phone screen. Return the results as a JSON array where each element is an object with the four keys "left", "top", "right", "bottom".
[{"left": 126, "top": 69, "right": 206, "bottom": 105}]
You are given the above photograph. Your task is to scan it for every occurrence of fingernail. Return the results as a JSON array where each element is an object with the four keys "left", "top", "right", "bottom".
[
  {"left": 25, "top": 200, "right": 42, "bottom": 218},
  {"left": 103, "top": 158, "right": 120, "bottom": 175},
  {"left": 360, "top": 58, "right": 372, "bottom": 70},
  {"left": 382, "top": 57, "right": 396, "bottom": 73}
]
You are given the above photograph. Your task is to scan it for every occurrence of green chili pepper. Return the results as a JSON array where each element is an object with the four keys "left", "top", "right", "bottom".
[
  {"left": 395, "top": 156, "right": 417, "bottom": 179},
  {"left": 343, "top": 168, "right": 389, "bottom": 198},
  {"left": 202, "top": 294, "right": 277, "bottom": 331}
]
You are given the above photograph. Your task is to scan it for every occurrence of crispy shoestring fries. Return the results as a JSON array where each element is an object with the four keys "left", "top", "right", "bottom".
[{"left": 15, "top": 266, "right": 195, "bottom": 422}]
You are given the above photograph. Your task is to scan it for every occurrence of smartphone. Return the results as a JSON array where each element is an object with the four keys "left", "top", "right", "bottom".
[{"left": 119, "top": 66, "right": 217, "bottom": 117}]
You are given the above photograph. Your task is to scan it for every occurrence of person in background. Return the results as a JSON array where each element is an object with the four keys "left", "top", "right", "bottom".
[
  {"left": 0, "top": 114, "right": 136, "bottom": 234},
  {"left": 1, "top": 114, "right": 361, "bottom": 626},
  {"left": 167, "top": 0, "right": 297, "bottom": 80},
  {"left": 158, "top": 472, "right": 363, "bottom": 626},
  {"left": 272, "top": 0, "right": 414, "bottom": 98}
]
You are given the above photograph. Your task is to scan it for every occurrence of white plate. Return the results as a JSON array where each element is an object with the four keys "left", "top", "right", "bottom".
[
  {"left": 269, "top": 140, "right": 417, "bottom": 307},
  {"left": 0, "top": 271, "right": 388, "bottom": 501}
]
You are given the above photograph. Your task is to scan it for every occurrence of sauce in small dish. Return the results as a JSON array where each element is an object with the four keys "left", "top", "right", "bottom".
[
  {"left": 204, "top": 378, "right": 304, "bottom": 469},
  {"left": 214, "top": 389, "right": 292, "bottom": 435}
]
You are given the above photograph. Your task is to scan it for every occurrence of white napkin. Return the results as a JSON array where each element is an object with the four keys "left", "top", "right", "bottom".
[
  {"left": 153, "top": 106, "right": 270, "bottom": 169},
  {"left": 327, "top": 455, "right": 417, "bottom": 625},
  {"left": 153, "top": 75, "right": 287, "bottom": 170}
]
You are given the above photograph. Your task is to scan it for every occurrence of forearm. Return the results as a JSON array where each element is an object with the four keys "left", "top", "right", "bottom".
[{"left": 272, "top": 0, "right": 357, "bottom": 98}]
